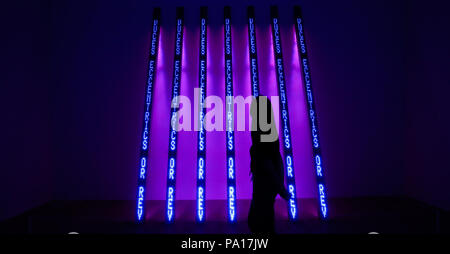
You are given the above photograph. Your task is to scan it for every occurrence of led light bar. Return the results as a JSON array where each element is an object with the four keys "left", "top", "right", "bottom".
[
  {"left": 196, "top": 6, "right": 208, "bottom": 223},
  {"left": 224, "top": 6, "right": 237, "bottom": 223},
  {"left": 247, "top": 6, "right": 260, "bottom": 97},
  {"left": 294, "top": 6, "right": 328, "bottom": 220},
  {"left": 136, "top": 7, "right": 161, "bottom": 222},
  {"left": 165, "top": 7, "right": 184, "bottom": 223},
  {"left": 270, "top": 6, "right": 299, "bottom": 221}
]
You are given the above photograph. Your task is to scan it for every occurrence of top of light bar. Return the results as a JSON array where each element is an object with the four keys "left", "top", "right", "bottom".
[
  {"left": 293, "top": 5, "right": 303, "bottom": 17},
  {"left": 269, "top": 5, "right": 299, "bottom": 221},
  {"left": 196, "top": 5, "right": 208, "bottom": 223},
  {"left": 247, "top": 6, "right": 255, "bottom": 17},
  {"left": 153, "top": 7, "right": 161, "bottom": 19}
]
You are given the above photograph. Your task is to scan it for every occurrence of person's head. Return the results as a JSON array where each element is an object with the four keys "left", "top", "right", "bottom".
[{"left": 250, "top": 96, "right": 278, "bottom": 144}]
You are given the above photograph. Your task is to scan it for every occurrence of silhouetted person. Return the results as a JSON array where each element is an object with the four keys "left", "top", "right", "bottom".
[{"left": 248, "top": 96, "right": 290, "bottom": 234}]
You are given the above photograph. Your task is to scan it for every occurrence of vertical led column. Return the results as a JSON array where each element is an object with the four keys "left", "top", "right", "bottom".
[
  {"left": 165, "top": 7, "right": 184, "bottom": 223},
  {"left": 294, "top": 6, "right": 328, "bottom": 220},
  {"left": 136, "top": 8, "right": 161, "bottom": 222},
  {"left": 247, "top": 6, "right": 260, "bottom": 97},
  {"left": 270, "top": 6, "right": 299, "bottom": 221},
  {"left": 196, "top": 7, "right": 207, "bottom": 223},
  {"left": 224, "top": 6, "right": 236, "bottom": 223}
]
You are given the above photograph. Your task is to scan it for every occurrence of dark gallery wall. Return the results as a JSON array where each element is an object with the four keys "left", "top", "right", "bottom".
[
  {"left": 301, "top": 0, "right": 407, "bottom": 198},
  {"left": 50, "top": 0, "right": 160, "bottom": 201},
  {"left": 404, "top": 1, "right": 450, "bottom": 210},
  {"left": 0, "top": 1, "right": 53, "bottom": 220}
]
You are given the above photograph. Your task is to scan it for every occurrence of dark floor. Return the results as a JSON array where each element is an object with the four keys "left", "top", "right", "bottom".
[{"left": 1, "top": 197, "right": 449, "bottom": 234}]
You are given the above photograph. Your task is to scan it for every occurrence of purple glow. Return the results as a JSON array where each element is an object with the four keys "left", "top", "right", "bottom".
[{"left": 145, "top": 14, "right": 316, "bottom": 221}]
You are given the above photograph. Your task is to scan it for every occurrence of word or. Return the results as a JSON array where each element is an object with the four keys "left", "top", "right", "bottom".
[
  {"left": 196, "top": 10, "right": 207, "bottom": 222},
  {"left": 165, "top": 11, "right": 184, "bottom": 223},
  {"left": 270, "top": 8, "right": 298, "bottom": 220},
  {"left": 224, "top": 7, "right": 237, "bottom": 222},
  {"left": 294, "top": 6, "right": 329, "bottom": 220},
  {"left": 136, "top": 9, "right": 160, "bottom": 222}
]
